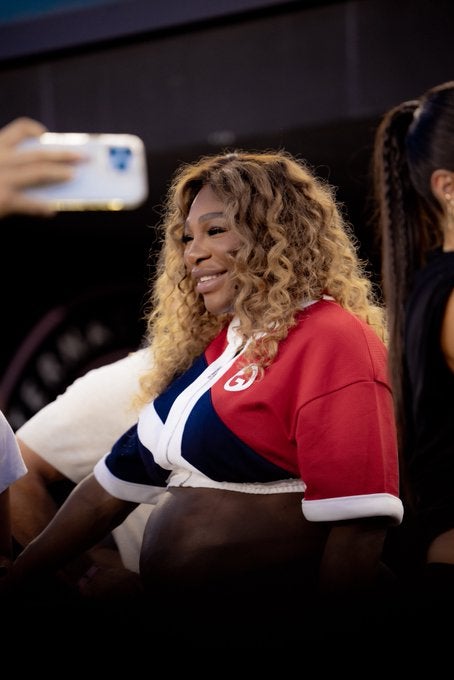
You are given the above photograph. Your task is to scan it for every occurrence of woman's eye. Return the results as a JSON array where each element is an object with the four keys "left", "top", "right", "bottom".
[
  {"left": 181, "top": 234, "right": 193, "bottom": 244},
  {"left": 208, "top": 226, "right": 226, "bottom": 236}
]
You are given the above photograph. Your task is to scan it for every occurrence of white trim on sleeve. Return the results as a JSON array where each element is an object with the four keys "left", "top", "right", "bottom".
[
  {"left": 93, "top": 453, "right": 166, "bottom": 504},
  {"left": 302, "top": 492, "right": 404, "bottom": 525}
]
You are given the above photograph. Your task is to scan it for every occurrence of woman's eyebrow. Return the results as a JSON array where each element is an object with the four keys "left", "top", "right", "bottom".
[{"left": 184, "top": 211, "right": 225, "bottom": 229}]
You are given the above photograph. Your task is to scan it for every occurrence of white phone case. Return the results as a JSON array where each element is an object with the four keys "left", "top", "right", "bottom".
[{"left": 21, "top": 132, "right": 148, "bottom": 211}]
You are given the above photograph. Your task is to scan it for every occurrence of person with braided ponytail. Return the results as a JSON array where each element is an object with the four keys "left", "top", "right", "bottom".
[
  {"left": 3, "top": 149, "right": 402, "bottom": 645},
  {"left": 373, "top": 81, "right": 454, "bottom": 624}
]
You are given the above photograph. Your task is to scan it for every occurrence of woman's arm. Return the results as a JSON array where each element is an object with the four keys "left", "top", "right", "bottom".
[
  {"left": 10, "top": 440, "right": 69, "bottom": 547},
  {"left": 319, "top": 517, "right": 389, "bottom": 593},
  {"left": 440, "top": 288, "right": 454, "bottom": 373},
  {"left": 7, "top": 473, "right": 137, "bottom": 589},
  {"left": 0, "top": 488, "right": 13, "bottom": 571}
]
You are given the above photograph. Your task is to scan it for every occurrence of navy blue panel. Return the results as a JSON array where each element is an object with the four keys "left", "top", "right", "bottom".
[
  {"left": 107, "top": 424, "right": 169, "bottom": 486},
  {"left": 153, "top": 353, "right": 208, "bottom": 422},
  {"left": 182, "top": 391, "right": 296, "bottom": 483}
]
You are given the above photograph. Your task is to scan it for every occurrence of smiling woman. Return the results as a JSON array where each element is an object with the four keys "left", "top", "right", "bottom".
[
  {"left": 182, "top": 185, "right": 242, "bottom": 314},
  {"left": 5, "top": 149, "right": 403, "bottom": 646}
]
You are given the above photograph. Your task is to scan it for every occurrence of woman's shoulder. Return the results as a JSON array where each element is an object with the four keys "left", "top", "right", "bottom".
[
  {"left": 297, "top": 299, "right": 383, "bottom": 344},
  {"left": 292, "top": 299, "right": 388, "bottom": 379}
]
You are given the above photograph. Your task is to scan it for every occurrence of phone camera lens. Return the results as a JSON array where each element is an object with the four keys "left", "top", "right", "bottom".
[{"left": 109, "top": 146, "right": 132, "bottom": 171}]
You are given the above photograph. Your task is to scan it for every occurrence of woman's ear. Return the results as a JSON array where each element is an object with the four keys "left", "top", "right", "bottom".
[{"left": 431, "top": 169, "right": 454, "bottom": 204}]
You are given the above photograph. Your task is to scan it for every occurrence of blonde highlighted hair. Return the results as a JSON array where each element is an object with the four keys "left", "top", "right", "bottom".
[{"left": 137, "top": 149, "right": 385, "bottom": 404}]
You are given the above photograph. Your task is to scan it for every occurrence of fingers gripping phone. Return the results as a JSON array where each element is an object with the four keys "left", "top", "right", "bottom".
[{"left": 21, "top": 132, "right": 148, "bottom": 211}]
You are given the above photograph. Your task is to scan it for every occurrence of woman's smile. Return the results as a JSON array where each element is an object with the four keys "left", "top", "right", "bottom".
[{"left": 195, "top": 270, "right": 227, "bottom": 294}]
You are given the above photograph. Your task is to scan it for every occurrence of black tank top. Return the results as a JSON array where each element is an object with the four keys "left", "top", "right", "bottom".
[{"left": 404, "top": 248, "right": 454, "bottom": 543}]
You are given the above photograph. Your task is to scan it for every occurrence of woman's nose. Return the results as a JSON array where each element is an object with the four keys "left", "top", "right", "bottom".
[{"left": 184, "top": 237, "right": 210, "bottom": 264}]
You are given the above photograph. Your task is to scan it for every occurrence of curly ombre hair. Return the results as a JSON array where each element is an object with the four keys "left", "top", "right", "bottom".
[{"left": 137, "top": 149, "right": 386, "bottom": 403}]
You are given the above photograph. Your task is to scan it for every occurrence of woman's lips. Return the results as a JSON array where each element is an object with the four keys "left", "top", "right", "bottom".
[{"left": 196, "top": 272, "right": 226, "bottom": 294}]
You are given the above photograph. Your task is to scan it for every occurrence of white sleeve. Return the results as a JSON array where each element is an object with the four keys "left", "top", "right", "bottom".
[
  {"left": 0, "top": 410, "right": 27, "bottom": 493},
  {"left": 15, "top": 348, "right": 152, "bottom": 483}
]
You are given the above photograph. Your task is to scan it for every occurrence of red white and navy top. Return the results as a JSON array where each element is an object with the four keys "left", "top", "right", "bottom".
[{"left": 94, "top": 298, "right": 403, "bottom": 524}]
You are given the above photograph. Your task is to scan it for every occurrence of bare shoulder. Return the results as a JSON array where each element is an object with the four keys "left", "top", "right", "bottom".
[{"left": 441, "top": 288, "right": 454, "bottom": 372}]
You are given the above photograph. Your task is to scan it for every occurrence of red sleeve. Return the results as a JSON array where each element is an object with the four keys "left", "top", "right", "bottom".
[{"left": 297, "top": 380, "right": 403, "bottom": 524}]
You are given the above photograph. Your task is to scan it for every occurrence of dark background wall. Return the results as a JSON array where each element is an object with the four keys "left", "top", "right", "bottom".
[{"left": 0, "top": 0, "right": 453, "bottom": 428}]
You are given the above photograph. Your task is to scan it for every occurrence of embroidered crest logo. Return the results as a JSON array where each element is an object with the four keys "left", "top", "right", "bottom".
[{"left": 223, "top": 365, "right": 258, "bottom": 391}]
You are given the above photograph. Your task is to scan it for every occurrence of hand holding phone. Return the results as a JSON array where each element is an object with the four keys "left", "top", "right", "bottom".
[
  {"left": 19, "top": 132, "right": 149, "bottom": 211},
  {"left": 0, "top": 117, "right": 80, "bottom": 218}
]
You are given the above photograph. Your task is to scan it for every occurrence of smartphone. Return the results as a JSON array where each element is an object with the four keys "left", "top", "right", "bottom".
[{"left": 20, "top": 132, "right": 148, "bottom": 211}]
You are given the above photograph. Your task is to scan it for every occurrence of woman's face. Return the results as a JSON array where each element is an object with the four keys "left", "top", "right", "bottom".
[{"left": 183, "top": 184, "right": 242, "bottom": 315}]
